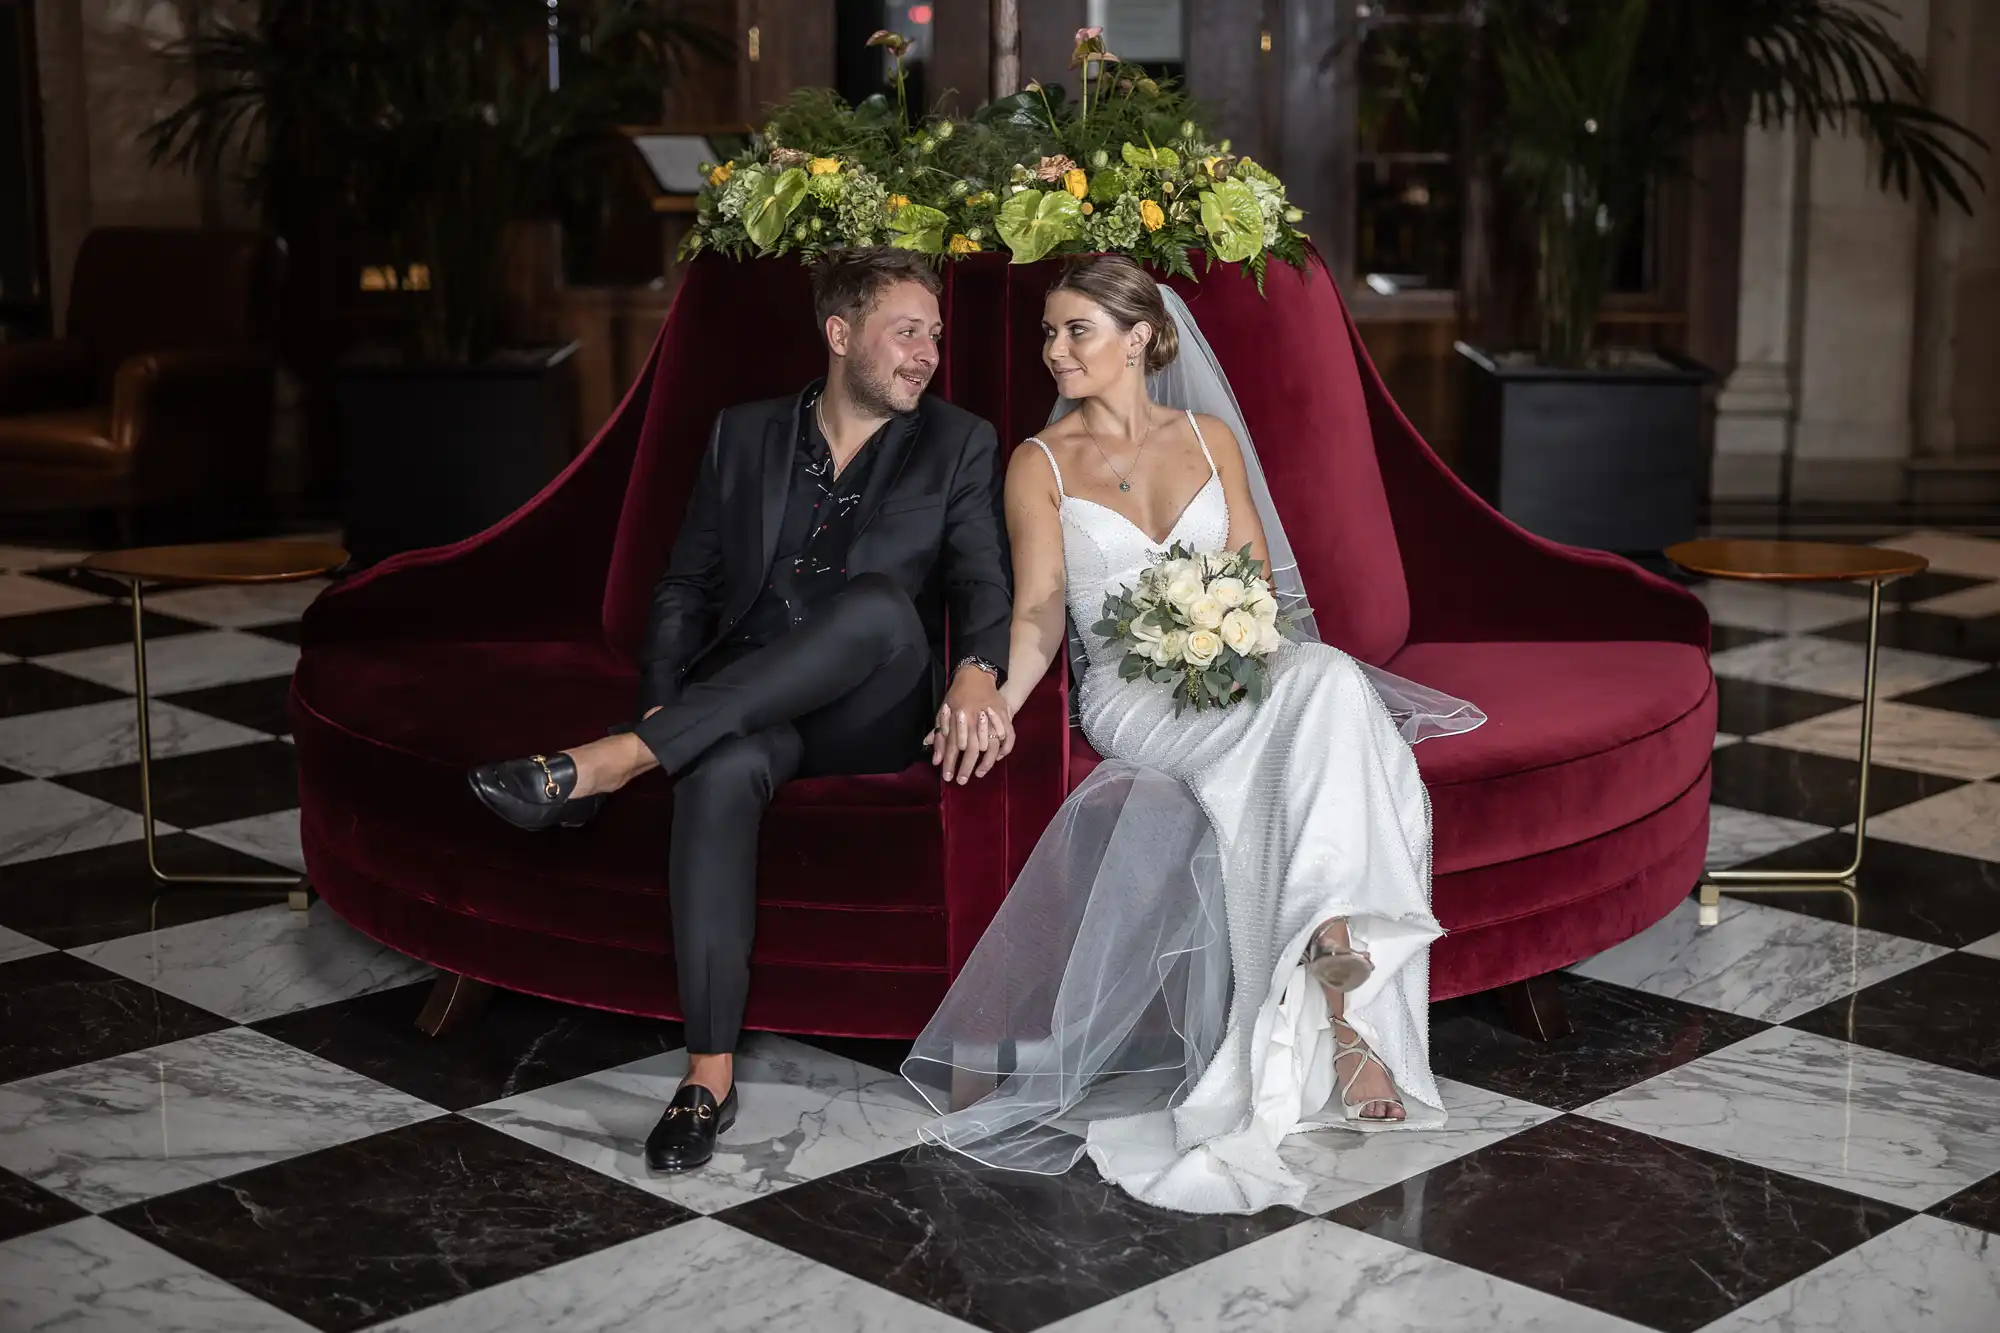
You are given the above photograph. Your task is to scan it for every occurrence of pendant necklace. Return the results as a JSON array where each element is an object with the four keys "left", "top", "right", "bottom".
[{"left": 1083, "top": 410, "right": 1159, "bottom": 492}]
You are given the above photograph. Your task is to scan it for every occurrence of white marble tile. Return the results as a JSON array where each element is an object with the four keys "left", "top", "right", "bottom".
[
  {"left": 0, "top": 699, "right": 267, "bottom": 777},
  {"left": 1865, "top": 782, "right": 2000, "bottom": 863},
  {"left": 0, "top": 544, "right": 89, "bottom": 574},
  {"left": 1964, "top": 931, "right": 2000, "bottom": 961},
  {"left": 1716, "top": 733, "right": 1743, "bottom": 750},
  {"left": 71, "top": 900, "right": 433, "bottom": 1024},
  {"left": 1753, "top": 702, "right": 2000, "bottom": 781},
  {"left": 1703, "top": 1213, "right": 2000, "bottom": 1333},
  {"left": 191, "top": 808, "right": 304, "bottom": 873},
  {"left": 0, "top": 1026, "right": 441, "bottom": 1213},
  {"left": 143, "top": 580, "right": 328, "bottom": 628},
  {"left": 1581, "top": 1026, "right": 2000, "bottom": 1211},
  {"left": 0, "top": 779, "right": 153, "bottom": 866},
  {"left": 367, "top": 1216, "right": 969, "bottom": 1333},
  {"left": 1707, "top": 805, "right": 1832, "bottom": 870},
  {"left": 1695, "top": 581, "right": 1868, "bottom": 635},
  {"left": 1043, "top": 1217, "right": 1649, "bottom": 1333},
  {"left": 1874, "top": 530, "right": 2000, "bottom": 580},
  {"left": 0, "top": 572, "right": 106, "bottom": 617},
  {"left": 0, "top": 1215, "right": 316, "bottom": 1333},
  {"left": 1570, "top": 896, "right": 1948, "bottom": 1024},
  {"left": 37, "top": 629, "right": 299, "bottom": 694},
  {"left": 1915, "top": 578, "right": 2000, "bottom": 619},
  {"left": 1279, "top": 1079, "right": 1558, "bottom": 1214},
  {"left": 1709, "top": 636, "right": 1984, "bottom": 701},
  {"left": 0, "top": 922, "right": 55, "bottom": 964},
  {"left": 466, "top": 1033, "right": 933, "bottom": 1215}
]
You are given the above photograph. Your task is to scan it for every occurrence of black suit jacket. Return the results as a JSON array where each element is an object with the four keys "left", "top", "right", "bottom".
[{"left": 636, "top": 385, "right": 1013, "bottom": 714}]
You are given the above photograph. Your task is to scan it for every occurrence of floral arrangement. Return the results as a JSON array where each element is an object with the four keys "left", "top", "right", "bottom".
[
  {"left": 1094, "top": 543, "right": 1300, "bottom": 713},
  {"left": 682, "top": 28, "right": 1310, "bottom": 284}
]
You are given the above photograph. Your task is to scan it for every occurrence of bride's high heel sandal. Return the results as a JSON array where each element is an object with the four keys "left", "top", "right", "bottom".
[
  {"left": 1302, "top": 922, "right": 1373, "bottom": 992},
  {"left": 1333, "top": 1021, "right": 1406, "bottom": 1123}
]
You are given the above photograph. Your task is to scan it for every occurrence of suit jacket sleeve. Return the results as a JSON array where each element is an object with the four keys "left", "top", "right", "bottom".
[
  {"left": 636, "top": 412, "right": 729, "bottom": 713},
  {"left": 940, "top": 418, "right": 1014, "bottom": 679}
]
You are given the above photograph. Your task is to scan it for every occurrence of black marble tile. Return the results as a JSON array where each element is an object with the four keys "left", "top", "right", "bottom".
[
  {"left": 1816, "top": 609, "right": 2000, "bottom": 664},
  {"left": 1715, "top": 677, "right": 1854, "bottom": 738},
  {"left": 720, "top": 1145, "right": 1304, "bottom": 1333},
  {"left": 0, "top": 834, "right": 296, "bottom": 948},
  {"left": 246, "top": 619, "right": 304, "bottom": 646},
  {"left": 1817, "top": 570, "right": 1990, "bottom": 604},
  {"left": 1430, "top": 974, "right": 1769, "bottom": 1112},
  {"left": 1710, "top": 623, "right": 1779, "bottom": 654},
  {"left": 0, "top": 951, "right": 232, "bottom": 1083},
  {"left": 1894, "top": 666, "right": 2000, "bottom": 719},
  {"left": 1326, "top": 1114, "right": 1909, "bottom": 1333},
  {"left": 1786, "top": 951, "right": 2000, "bottom": 1080},
  {"left": 1710, "top": 742, "right": 1962, "bottom": 827},
  {"left": 23, "top": 564, "right": 138, "bottom": 601},
  {"left": 0, "top": 1164, "right": 88, "bottom": 1244},
  {"left": 162, "top": 674, "right": 298, "bottom": 737},
  {"left": 56, "top": 739, "right": 297, "bottom": 827},
  {"left": 1728, "top": 834, "right": 2000, "bottom": 948},
  {"left": 0, "top": 603, "right": 206, "bottom": 659},
  {"left": 0, "top": 761, "right": 26, "bottom": 785},
  {"left": 253, "top": 981, "right": 685, "bottom": 1112},
  {"left": 1930, "top": 1171, "right": 2000, "bottom": 1236},
  {"left": 106, "top": 1115, "right": 692, "bottom": 1333},
  {"left": 792, "top": 1031, "right": 916, "bottom": 1075},
  {"left": 0, "top": 660, "right": 127, "bottom": 718}
]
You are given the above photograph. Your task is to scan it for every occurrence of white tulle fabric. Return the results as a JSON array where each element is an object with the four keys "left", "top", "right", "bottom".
[{"left": 902, "top": 291, "right": 1486, "bottom": 1215}]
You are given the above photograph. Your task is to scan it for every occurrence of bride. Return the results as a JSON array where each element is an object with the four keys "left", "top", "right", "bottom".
[{"left": 904, "top": 255, "right": 1485, "bottom": 1215}]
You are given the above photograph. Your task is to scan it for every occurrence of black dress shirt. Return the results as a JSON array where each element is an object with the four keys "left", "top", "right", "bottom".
[{"left": 731, "top": 393, "right": 891, "bottom": 649}]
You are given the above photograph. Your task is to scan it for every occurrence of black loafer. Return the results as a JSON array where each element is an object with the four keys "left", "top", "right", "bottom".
[
  {"left": 645, "top": 1082, "right": 738, "bottom": 1172},
  {"left": 466, "top": 753, "right": 604, "bottom": 831}
]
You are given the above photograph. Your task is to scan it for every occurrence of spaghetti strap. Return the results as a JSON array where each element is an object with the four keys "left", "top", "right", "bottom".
[
  {"left": 1028, "top": 437, "right": 1066, "bottom": 499},
  {"left": 1184, "top": 410, "right": 1218, "bottom": 479}
]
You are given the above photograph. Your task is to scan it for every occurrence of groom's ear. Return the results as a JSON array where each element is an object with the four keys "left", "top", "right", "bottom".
[{"left": 824, "top": 313, "right": 853, "bottom": 359}]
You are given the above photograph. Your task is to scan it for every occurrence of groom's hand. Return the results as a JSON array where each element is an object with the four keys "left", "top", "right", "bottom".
[{"left": 929, "top": 666, "right": 1014, "bottom": 784}]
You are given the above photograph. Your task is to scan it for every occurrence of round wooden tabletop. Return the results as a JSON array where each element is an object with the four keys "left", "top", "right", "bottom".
[
  {"left": 80, "top": 539, "right": 350, "bottom": 586},
  {"left": 1665, "top": 539, "right": 1929, "bottom": 584}
]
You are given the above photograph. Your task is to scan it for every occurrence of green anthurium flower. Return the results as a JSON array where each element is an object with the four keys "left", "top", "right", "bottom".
[
  {"left": 1198, "top": 178, "right": 1263, "bottom": 263},
  {"left": 889, "top": 202, "right": 949, "bottom": 254},
  {"left": 743, "top": 167, "right": 810, "bottom": 249},
  {"left": 1121, "top": 141, "right": 1181, "bottom": 172},
  {"left": 996, "top": 187, "right": 1084, "bottom": 263}
]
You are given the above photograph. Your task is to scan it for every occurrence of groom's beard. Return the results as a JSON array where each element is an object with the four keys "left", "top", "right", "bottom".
[{"left": 846, "top": 354, "right": 927, "bottom": 416}]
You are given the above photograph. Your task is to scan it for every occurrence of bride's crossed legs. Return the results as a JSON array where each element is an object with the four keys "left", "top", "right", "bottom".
[{"left": 1305, "top": 918, "right": 1405, "bottom": 1122}]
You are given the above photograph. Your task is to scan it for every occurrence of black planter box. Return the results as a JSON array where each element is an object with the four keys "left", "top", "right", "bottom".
[
  {"left": 1456, "top": 343, "right": 1712, "bottom": 557},
  {"left": 334, "top": 343, "right": 579, "bottom": 566}
]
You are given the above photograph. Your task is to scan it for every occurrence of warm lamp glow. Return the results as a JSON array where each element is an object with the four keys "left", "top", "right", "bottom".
[{"left": 909, "top": 4, "right": 932, "bottom": 23}]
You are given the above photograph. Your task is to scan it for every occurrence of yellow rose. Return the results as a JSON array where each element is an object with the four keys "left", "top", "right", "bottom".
[
  {"left": 809, "top": 157, "right": 841, "bottom": 176},
  {"left": 707, "top": 162, "right": 733, "bottom": 187},
  {"left": 1184, "top": 629, "right": 1222, "bottom": 667},
  {"left": 1186, "top": 594, "right": 1225, "bottom": 630},
  {"left": 1139, "top": 199, "right": 1165, "bottom": 231},
  {"left": 1064, "top": 168, "right": 1089, "bottom": 199},
  {"left": 887, "top": 193, "right": 910, "bottom": 210},
  {"left": 948, "top": 234, "right": 982, "bottom": 254},
  {"left": 1220, "top": 609, "right": 1260, "bottom": 655}
]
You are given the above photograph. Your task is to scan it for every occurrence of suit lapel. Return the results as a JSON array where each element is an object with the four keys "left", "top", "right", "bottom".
[
  {"left": 853, "top": 408, "right": 923, "bottom": 536},
  {"left": 755, "top": 406, "right": 795, "bottom": 579}
]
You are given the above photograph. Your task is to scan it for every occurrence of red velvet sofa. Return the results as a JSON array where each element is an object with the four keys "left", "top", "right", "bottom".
[{"left": 293, "top": 252, "right": 1716, "bottom": 1039}]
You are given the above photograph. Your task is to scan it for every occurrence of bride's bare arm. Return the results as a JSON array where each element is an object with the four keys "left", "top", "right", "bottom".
[
  {"left": 1193, "top": 414, "right": 1270, "bottom": 569},
  {"left": 999, "top": 443, "right": 1070, "bottom": 717}
]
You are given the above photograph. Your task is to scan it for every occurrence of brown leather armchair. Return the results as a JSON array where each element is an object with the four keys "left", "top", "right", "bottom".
[{"left": 0, "top": 227, "right": 283, "bottom": 511}]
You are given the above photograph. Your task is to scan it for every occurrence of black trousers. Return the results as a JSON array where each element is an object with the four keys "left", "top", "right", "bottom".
[{"left": 632, "top": 573, "right": 932, "bottom": 1053}]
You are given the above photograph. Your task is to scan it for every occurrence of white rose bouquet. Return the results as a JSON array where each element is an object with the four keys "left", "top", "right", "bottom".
[{"left": 1092, "top": 541, "right": 1301, "bottom": 714}]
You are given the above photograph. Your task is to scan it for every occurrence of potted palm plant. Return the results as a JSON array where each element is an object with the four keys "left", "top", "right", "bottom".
[
  {"left": 1393, "top": 0, "right": 1985, "bottom": 556},
  {"left": 146, "top": 0, "right": 719, "bottom": 563}
]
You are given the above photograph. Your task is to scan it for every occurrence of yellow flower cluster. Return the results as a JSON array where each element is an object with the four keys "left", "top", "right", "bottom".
[
  {"left": 707, "top": 162, "right": 732, "bottom": 187},
  {"left": 948, "top": 234, "right": 982, "bottom": 254},
  {"left": 809, "top": 157, "right": 841, "bottom": 176}
]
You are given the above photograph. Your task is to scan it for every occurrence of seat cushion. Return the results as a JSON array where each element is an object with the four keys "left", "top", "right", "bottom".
[
  {"left": 0, "top": 409, "right": 124, "bottom": 468},
  {"left": 1388, "top": 640, "right": 1715, "bottom": 878}
]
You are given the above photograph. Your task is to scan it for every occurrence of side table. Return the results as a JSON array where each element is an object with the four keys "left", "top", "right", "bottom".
[
  {"left": 1666, "top": 539, "right": 1929, "bottom": 926},
  {"left": 80, "top": 539, "right": 348, "bottom": 912}
]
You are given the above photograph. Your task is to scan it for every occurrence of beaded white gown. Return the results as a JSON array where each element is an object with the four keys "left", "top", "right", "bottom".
[{"left": 905, "top": 413, "right": 1460, "bottom": 1216}]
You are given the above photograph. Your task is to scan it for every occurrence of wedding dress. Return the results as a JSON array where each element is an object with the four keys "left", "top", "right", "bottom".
[{"left": 903, "top": 291, "right": 1484, "bottom": 1215}]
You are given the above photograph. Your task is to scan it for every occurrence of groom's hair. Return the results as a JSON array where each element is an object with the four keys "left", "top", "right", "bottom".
[{"left": 811, "top": 249, "right": 942, "bottom": 335}]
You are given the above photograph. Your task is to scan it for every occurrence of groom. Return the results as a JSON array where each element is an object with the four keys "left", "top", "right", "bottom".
[{"left": 468, "top": 248, "right": 1015, "bottom": 1170}]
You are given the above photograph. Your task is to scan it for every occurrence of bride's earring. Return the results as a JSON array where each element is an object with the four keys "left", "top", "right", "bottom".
[{"left": 1126, "top": 355, "right": 1136, "bottom": 368}]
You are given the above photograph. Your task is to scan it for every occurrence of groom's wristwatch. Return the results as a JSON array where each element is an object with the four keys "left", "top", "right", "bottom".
[{"left": 954, "top": 655, "right": 1005, "bottom": 687}]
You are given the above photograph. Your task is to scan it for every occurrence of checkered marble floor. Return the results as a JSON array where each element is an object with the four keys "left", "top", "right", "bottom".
[{"left": 2, "top": 531, "right": 1998, "bottom": 1333}]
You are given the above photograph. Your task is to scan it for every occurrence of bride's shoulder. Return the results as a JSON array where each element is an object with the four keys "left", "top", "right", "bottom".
[{"left": 1186, "top": 411, "right": 1243, "bottom": 458}]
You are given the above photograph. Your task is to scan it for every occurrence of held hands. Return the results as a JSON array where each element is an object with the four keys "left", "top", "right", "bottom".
[{"left": 926, "top": 665, "right": 1015, "bottom": 784}]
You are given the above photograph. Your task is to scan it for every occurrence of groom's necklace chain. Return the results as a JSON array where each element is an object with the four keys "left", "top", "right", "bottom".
[{"left": 1082, "top": 410, "right": 1160, "bottom": 493}]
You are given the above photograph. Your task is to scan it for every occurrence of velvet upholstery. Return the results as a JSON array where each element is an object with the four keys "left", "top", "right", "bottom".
[{"left": 295, "top": 251, "right": 1713, "bottom": 1038}]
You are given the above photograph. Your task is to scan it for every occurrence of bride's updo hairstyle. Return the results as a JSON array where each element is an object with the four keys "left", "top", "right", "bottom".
[{"left": 1050, "top": 255, "right": 1180, "bottom": 374}]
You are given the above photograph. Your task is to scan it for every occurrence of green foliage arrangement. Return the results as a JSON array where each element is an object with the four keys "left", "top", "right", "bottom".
[{"left": 682, "top": 27, "right": 1311, "bottom": 283}]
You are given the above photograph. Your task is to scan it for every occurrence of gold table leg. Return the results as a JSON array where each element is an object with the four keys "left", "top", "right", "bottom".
[
  {"left": 127, "top": 579, "right": 310, "bottom": 911},
  {"left": 1698, "top": 577, "right": 1882, "bottom": 926}
]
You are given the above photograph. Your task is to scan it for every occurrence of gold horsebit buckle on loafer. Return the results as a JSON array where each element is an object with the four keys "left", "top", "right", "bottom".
[
  {"left": 530, "top": 754, "right": 560, "bottom": 800},
  {"left": 665, "top": 1103, "right": 714, "bottom": 1120}
]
